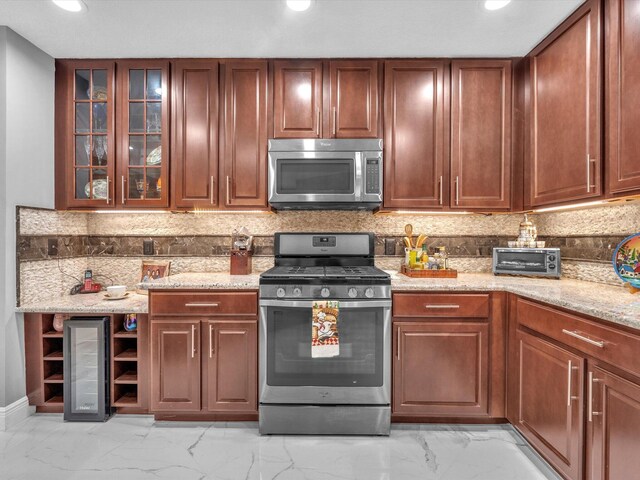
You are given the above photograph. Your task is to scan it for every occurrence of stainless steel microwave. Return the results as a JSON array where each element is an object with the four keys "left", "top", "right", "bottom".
[
  {"left": 493, "top": 247, "right": 561, "bottom": 278},
  {"left": 268, "top": 139, "right": 383, "bottom": 210}
]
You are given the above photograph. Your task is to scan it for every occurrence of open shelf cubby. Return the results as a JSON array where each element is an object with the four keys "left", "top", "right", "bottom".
[{"left": 111, "top": 315, "right": 141, "bottom": 408}]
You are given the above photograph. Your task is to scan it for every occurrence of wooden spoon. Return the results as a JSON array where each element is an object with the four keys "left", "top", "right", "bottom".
[{"left": 404, "top": 224, "right": 414, "bottom": 247}]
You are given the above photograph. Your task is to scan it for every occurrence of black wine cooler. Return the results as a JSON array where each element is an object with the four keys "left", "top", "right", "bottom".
[{"left": 63, "top": 316, "right": 112, "bottom": 422}]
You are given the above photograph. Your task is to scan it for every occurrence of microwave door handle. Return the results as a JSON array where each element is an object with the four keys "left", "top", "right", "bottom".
[{"left": 354, "top": 152, "right": 363, "bottom": 201}]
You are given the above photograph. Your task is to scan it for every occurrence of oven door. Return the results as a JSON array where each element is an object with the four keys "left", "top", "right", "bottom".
[
  {"left": 259, "top": 299, "right": 391, "bottom": 405},
  {"left": 268, "top": 151, "right": 360, "bottom": 204}
]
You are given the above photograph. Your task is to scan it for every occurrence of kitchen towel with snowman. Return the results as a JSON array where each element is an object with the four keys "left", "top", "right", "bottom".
[{"left": 312, "top": 301, "right": 340, "bottom": 358}]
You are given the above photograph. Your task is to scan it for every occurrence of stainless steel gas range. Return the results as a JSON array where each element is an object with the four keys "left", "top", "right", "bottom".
[{"left": 258, "top": 232, "right": 391, "bottom": 435}]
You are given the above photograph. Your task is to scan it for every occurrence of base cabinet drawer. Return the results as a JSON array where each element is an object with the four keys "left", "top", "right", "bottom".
[
  {"left": 393, "top": 322, "right": 490, "bottom": 417},
  {"left": 393, "top": 293, "right": 490, "bottom": 318},
  {"left": 150, "top": 291, "right": 258, "bottom": 316},
  {"left": 517, "top": 297, "right": 640, "bottom": 378}
]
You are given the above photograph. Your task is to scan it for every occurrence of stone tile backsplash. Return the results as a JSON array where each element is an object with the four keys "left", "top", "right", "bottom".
[{"left": 15, "top": 202, "right": 640, "bottom": 305}]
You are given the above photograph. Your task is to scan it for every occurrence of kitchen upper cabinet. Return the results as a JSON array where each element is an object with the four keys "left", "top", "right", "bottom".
[
  {"left": 55, "top": 60, "right": 116, "bottom": 209},
  {"left": 273, "top": 60, "right": 379, "bottom": 139},
  {"left": 329, "top": 60, "right": 380, "bottom": 138},
  {"left": 587, "top": 364, "right": 640, "bottom": 480},
  {"left": 172, "top": 60, "right": 219, "bottom": 209},
  {"left": 221, "top": 60, "right": 269, "bottom": 208},
  {"left": 273, "top": 60, "right": 323, "bottom": 138},
  {"left": 451, "top": 60, "right": 512, "bottom": 210},
  {"left": 393, "top": 321, "right": 489, "bottom": 417},
  {"left": 526, "top": 0, "right": 602, "bottom": 207},
  {"left": 117, "top": 61, "right": 170, "bottom": 208},
  {"left": 383, "top": 60, "right": 448, "bottom": 209},
  {"left": 514, "top": 331, "right": 584, "bottom": 480},
  {"left": 606, "top": 0, "right": 640, "bottom": 196},
  {"left": 150, "top": 320, "right": 201, "bottom": 412},
  {"left": 204, "top": 320, "right": 257, "bottom": 413}
]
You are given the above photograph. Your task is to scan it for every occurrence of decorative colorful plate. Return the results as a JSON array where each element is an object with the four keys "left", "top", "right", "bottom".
[{"left": 613, "top": 233, "right": 640, "bottom": 288}]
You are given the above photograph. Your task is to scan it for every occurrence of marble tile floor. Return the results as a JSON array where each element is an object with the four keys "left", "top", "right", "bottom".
[{"left": 0, "top": 415, "right": 562, "bottom": 480}]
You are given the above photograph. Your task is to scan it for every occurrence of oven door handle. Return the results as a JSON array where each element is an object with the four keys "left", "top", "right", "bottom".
[{"left": 259, "top": 299, "right": 392, "bottom": 309}]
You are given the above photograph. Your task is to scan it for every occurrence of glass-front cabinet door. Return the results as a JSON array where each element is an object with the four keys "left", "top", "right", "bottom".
[
  {"left": 117, "top": 61, "right": 169, "bottom": 208},
  {"left": 58, "top": 61, "right": 116, "bottom": 208}
]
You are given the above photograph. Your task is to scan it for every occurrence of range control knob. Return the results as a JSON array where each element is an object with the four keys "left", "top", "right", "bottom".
[
  {"left": 276, "top": 287, "right": 286, "bottom": 298},
  {"left": 549, "top": 255, "right": 556, "bottom": 262},
  {"left": 292, "top": 287, "right": 302, "bottom": 297},
  {"left": 320, "top": 287, "right": 331, "bottom": 298},
  {"left": 365, "top": 287, "right": 375, "bottom": 298},
  {"left": 348, "top": 288, "right": 358, "bottom": 298}
]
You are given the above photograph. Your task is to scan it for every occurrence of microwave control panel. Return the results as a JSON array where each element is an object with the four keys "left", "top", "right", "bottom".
[{"left": 365, "top": 158, "right": 380, "bottom": 194}]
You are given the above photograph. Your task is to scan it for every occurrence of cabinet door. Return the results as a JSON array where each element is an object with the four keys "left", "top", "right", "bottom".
[
  {"left": 204, "top": 320, "right": 257, "bottom": 413},
  {"left": 516, "top": 331, "right": 584, "bottom": 480},
  {"left": 329, "top": 60, "right": 379, "bottom": 138},
  {"left": 150, "top": 320, "right": 200, "bottom": 412},
  {"left": 606, "top": 0, "right": 640, "bottom": 195},
  {"left": 451, "top": 60, "right": 512, "bottom": 210},
  {"left": 117, "top": 60, "right": 170, "bottom": 208},
  {"left": 172, "top": 60, "right": 219, "bottom": 209},
  {"left": 221, "top": 60, "right": 268, "bottom": 208},
  {"left": 55, "top": 60, "right": 116, "bottom": 209},
  {"left": 383, "top": 60, "right": 447, "bottom": 209},
  {"left": 527, "top": 0, "right": 602, "bottom": 207},
  {"left": 587, "top": 365, "right": 640, "bottom": 480},
  {"left": 393, "top": 322, "right": 489, "bottom": 417},
  {"left": 273, "top": 60, "right": 323, "bottom": 138}
]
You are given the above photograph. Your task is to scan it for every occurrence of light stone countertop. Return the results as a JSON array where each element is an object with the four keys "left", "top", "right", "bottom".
[{"left": 17, "top": 271, "right": 640, "bottom": 330}]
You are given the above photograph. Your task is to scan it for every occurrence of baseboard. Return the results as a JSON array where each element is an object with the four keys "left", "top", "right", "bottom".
[{"left": 0, "top": 396, "right": 33, "bottom": 431}]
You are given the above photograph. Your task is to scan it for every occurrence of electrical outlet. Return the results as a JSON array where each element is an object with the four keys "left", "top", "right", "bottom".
[
  {"left": 143, "top": 240, "right": 155, "bottom": 255},
  {"left": 384, "top": 238, "right": 396, "bottom": 256},
  {"left": 47, "top": 238, "right": 58, "bottom": 256}
]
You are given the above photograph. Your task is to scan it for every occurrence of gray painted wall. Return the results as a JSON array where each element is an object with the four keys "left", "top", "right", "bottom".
[
  {"left": 1, "top": 26, "right": 54, "bottom": 408},
  {"left": 0, "top": 27, "right": 7, "bottom": 408}
]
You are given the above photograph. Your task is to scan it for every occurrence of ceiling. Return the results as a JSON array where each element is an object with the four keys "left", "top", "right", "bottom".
[{"left": 0, "top": 0, "right": 584, "bottom": 59}]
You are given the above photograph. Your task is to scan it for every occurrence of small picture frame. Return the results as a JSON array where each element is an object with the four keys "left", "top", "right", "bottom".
[{"left": 140, "top": 260, "right": 171, "bottom": 283}]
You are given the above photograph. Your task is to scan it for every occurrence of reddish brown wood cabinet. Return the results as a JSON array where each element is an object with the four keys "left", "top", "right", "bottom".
[
  {"left": 393, "top": 322, "right": 490, "bottom": 417},
  {"left": 515, "top": 330, "right": 584, "bottom": 480},
  {"left": 329, "top": 61, "right": 379, "bottom": 138},
  {"left": 605, "top": 0, "right": 640, "bottom": 196},
  {"left": 172, "top": 60, "right": 219, "bottom": 209},
  {"left": 451, "top": 60, "right": 512, "bottom": 210},
  {"left": 116, "top": 61, "right": 170, "bottom": 208},
  {"left": 273, "top": 60, "right": 379, "bottom": 139},
  {"left": 149, "top": 290, "right": 258, "bottom": 418},
  {"left": 587, "top": 364, "right": 640, "bottom": 480},
  {"left": 383, "top": 60, "right": 448, "bottom": 209},
  {"left": 273, "top": 60, "right": 323, "bottom": 138},
  {"left": 150, "top": 320, "right": 201, "bottom": 412},
  {"left": 221, "top": 61, "right": 269, "bottom": 208},
  {"left": 391, "top": 292, "right": 503, "bottom": 420},
  {"left": 526, "top": 0, "right": 602, "bottom": 207},
  {"left": 55, "top": 60, "right": 117, "bottom": 209},
  {"left": 204, "top": 320, "right": 257, "bottom": 412}
]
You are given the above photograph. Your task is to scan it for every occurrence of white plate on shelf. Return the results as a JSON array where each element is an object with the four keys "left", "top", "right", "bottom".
[{"left": 84, "top": 179, "right": 108, "bottom": 200}]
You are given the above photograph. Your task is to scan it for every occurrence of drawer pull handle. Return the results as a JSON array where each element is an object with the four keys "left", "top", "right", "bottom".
[
  {"left": 191, "top": 324, "right": 196, "bottom": 358},
  {"left": 209, "top": 324, "right": 214, "bottom": 358},
  {"left": 588, "top": 371, "right": 602, "bottom": 422},
  {"left": 562, "top": 329, "right": 605, "bottom": 348},
  {"left": 185, "top": 303, "right": 220, "bottom": 308},
  {"left": 566, "top": 361, "right": 579, "bottom": 406},
  {"left": 425, "top": 304, "right": 460, "bottom": 309}
]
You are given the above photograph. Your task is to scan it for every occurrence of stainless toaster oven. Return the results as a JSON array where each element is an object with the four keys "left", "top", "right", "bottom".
[{"left": 492, "top": 248, "right": 561, "bottom": 278}]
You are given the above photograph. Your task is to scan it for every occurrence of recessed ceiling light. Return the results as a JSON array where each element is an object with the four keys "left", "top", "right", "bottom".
[
  {"left": 484, "top": 0, "right": 511, "bottom": 11},
  {"left": 286, "top": 0, "right": 312, "bottom": 12},
  {"left": 52, "top": 0, "right": 86, "bottom": 12}
]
